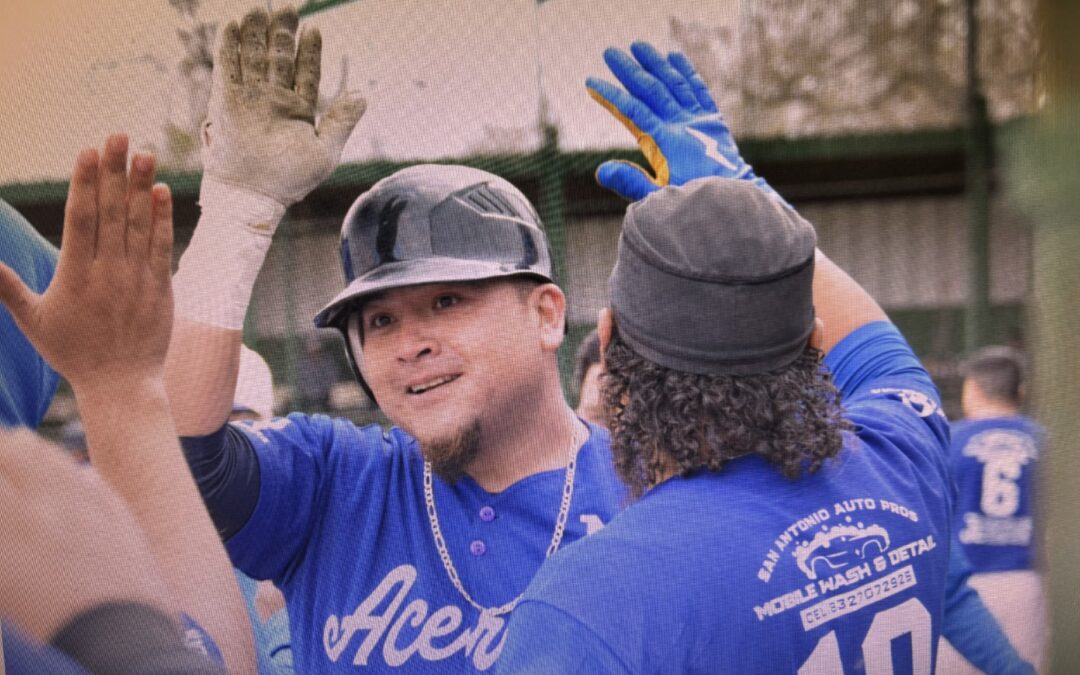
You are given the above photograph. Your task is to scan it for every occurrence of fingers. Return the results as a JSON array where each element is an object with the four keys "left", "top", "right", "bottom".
[
  {"left": 629, "top": 42, "right": 701, "bottom": 113},
  {"left": 586, "top": 78, "right": 661, "bottom": 138},
  {"left": 216, "top": 21, "right": 242, "bottom": 87},
  {"left": 240, "top": 8, "right": 270, "bottom": 85},
  {"left": 58, "top": 148, "right": 100, "bottom": 279},
  {"left": 149, "top": 184, "right": 174, "bottom": 278},
  {"left": 602, "top": 47, "right": 682, "bottom": 121},
  {"left": 125, "top": 153, "right": 157, "bottom": 259},
  {"left": 667, "top": 51, "right": 718, "bottom": 113},
  {"left": 294, "top": 25, "right": 322, "bottom": 113},
  {"left": 595, "top": 160, "right": 661, "bottom": 202},
  {"left": 269, "top": 7, "right": 299, "bottom": 91},
  {"left": 95, "top": 135, "right": 130, "bottom": 261},
  {"left": 0, "top": 261, "right": 39, "bottom": 332},
  {"left": 317, "top": 92, "right": 366, "bottom": 156}
]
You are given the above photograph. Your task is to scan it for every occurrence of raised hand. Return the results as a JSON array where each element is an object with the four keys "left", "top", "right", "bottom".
[
  {"left": 0, "top": 135, "right": 174, "bottom": 393},
  {"left": 587, "top": 42, "right": 787, "bottom": 205},
  {"left": 202, "top": 6, "right": 366, "bottom": 206}
]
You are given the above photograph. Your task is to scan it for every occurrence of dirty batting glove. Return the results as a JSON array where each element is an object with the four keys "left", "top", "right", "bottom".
[
  {"left": 201, "top": 8, "right": 366, "bottom": 208},
  {"left": 587, "top": 42, "right": 788, "bottom": 206},
  {"left": 175, "top": 7, "right": 366, "bottom": 329}
]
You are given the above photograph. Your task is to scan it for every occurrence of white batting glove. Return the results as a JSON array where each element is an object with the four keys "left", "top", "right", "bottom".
[{"left": 201, "top": 6, "right": 366, "bottom": 207}]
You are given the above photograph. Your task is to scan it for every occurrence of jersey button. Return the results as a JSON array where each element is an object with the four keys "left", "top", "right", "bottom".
[
  {"left": 469, "top": 539, "right": 487, "bottom": 556},
  {"left": 479, "top": 506, "right": 496, "bottom": 522}
]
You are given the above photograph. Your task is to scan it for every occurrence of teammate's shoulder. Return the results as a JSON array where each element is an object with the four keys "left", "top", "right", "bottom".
[{"left": 846, "top": 384, "right": 947, "bottom": 426}]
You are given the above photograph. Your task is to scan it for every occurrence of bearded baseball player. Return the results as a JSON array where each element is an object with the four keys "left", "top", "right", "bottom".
[{"left": 167, "top": 6, "right": 623, "bottom": 672}]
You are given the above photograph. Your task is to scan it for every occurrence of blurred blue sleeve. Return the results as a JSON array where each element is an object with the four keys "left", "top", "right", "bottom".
[
  {"left": 943, "top": 540, "right": 1036, "bottom": 675},
  {"left": 2, "top": 623, "right": 92, "bottom": 675},
  {"left": 0, "top": 200, "right": 60, "bottom": 429}
]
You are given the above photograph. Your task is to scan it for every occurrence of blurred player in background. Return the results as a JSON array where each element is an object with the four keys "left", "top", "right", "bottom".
[
  {"left": 938, "top": 346, "right": 1047, "bottom": 673},
  {"left": 572, "top": 329, "right": 607, "bottom": 427},
  {"left": 231, "top": 344, "right": 294, "bottom": 675}
]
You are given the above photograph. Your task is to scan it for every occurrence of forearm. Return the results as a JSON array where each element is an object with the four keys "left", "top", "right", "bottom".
[
  {"left": 166, "top": 180, "right": 283, "bottom": 436},
  {"left": 812, "top": 250, "right": 889, "bottom": 355},
  {"left": 75, "top": 377, "right": 255, "bottom": 675},
  {"left": 165, "top": 319, "right": 243, "bottom": 435},
  {"left": 943, "top": 545, "right": 1035, "bottom": 675}
]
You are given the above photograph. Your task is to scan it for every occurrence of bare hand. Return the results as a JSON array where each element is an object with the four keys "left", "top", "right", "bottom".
[
  {"left": 202, "top": 6, "right": 366, "bottom": 205},
  {"left": 0, "top": 135, "right": 174, "bottom": 393},
  {"left": 0, "top": 428, "right": 174, "bottom": 642}
]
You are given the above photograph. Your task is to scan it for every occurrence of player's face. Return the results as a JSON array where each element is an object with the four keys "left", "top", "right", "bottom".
[{"left": 357, "top": 279, "right": 546, "bottom": 461}]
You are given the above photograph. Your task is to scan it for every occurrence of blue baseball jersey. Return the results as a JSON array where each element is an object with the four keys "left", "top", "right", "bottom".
[
  {"left": 950, "top": 415, "right": 1042, "bottom": 573},
  {"left": 499, "top": 322, "right": 953, "bottom": 674},
  {"left": 0, "top": 200, "right": 59, "bottom": 429},
  {"left": 225, "top": 417, "right": 625, "bottom": 672}
]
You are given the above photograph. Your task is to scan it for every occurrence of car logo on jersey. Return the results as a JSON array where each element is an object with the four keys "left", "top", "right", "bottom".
[{"left": 793, "top": 520, "right": 891, "bottom": 581}]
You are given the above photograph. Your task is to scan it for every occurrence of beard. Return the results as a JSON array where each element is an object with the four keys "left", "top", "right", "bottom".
[{"left": 419, "top": 420, "right": 482, "bottom": 484}]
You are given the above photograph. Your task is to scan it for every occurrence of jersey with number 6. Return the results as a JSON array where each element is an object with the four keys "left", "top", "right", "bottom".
[
  {"left": 951, "top": 415, "right": 1042, "bottom": 573},
  {"left": 499, "top": 322, "right": 953, "bottom": 674}
]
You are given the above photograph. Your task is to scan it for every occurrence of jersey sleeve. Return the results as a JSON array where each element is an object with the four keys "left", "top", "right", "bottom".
[
  {"left": 825, "top": 321, "right": 951, "bottom": 464},
  {"left": 825, "top": 321, "right": 937, "bottom": 404},
  {"left": 0, "top": 200, "right": 60, "bottom": 429},
  {"left": 497, "top": 601, "right": 632, "bottom": 675},
  {"left": 223, "top": 413, "right": 386, "bottom": 582}
]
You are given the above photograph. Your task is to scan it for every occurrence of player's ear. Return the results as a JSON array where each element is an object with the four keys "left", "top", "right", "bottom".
[
  {"left": 531, "top": 282, "right": 566, "bottom": 353},
  {"left": 597, "top": 308, "right": 614, "bottom": 370}
]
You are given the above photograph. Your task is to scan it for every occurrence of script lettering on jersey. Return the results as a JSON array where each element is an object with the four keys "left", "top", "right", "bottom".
[{"left": 323, "top": 564, "right": 508, "bottom": 670}]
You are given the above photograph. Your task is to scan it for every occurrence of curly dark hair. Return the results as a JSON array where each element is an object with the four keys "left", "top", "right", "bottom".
[{"left": 602, "top": 328, "right": 851, "bottom": 498}]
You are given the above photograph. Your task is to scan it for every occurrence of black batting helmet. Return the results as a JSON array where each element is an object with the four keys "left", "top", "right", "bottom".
[{"left": 313, "top": 164, "right": 556, "bottom": 401}]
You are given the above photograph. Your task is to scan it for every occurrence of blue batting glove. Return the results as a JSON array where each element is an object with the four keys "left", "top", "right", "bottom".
[{"left": 588, "top": 42, "right": 788, "bottom": 206}]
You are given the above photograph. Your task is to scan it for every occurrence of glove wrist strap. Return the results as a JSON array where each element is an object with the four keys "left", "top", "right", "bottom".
[{"left": 172, "top": 178, "right": 285, "bottom": 329}]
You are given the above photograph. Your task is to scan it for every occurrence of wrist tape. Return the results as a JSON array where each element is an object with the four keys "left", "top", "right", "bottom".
[{"left": 173, "top": 179, "right": 285, "bottom": 329}]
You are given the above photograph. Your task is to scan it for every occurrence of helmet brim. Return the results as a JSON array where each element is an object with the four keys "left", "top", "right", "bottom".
[{"left": 313, "top": 257, "right": 554, "bottom": 329}]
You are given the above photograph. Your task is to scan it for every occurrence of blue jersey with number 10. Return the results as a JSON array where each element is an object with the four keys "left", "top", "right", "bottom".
[{"left": 499, "top": 322, "right": 953, "bottom": 674}]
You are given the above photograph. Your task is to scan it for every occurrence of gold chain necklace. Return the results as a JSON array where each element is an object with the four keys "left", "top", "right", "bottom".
[{"left": 422, "top": 420, "right": 585, "bottom": 616}]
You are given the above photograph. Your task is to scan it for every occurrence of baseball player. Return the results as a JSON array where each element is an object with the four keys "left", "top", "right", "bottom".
[
  {"left": 501, "top": 43, "right": 1032, "bottom": 673},
  {"left": 938, "top": 346, "right": 1047, "bottom": 673},
  {"left": 499, "top": 50, "right": 954, "bottom": 675},
  {"left": 167, "top": 6, "right": 622, "bottom": 672}
]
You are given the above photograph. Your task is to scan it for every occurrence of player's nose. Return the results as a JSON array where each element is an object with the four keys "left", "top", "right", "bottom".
[{"left": 395, "top": 320, "right": 440, "bottom": 363}]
